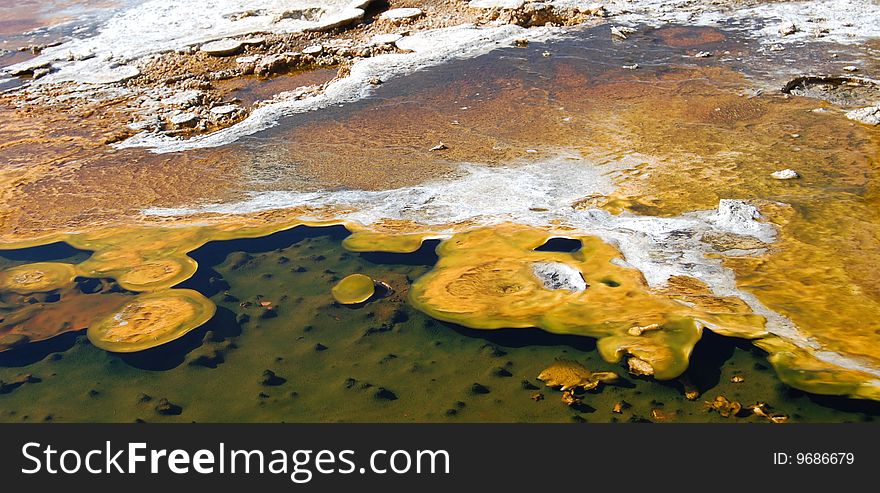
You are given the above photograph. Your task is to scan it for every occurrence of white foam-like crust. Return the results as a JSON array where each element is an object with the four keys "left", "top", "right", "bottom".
[
  {"left": 115, "top": 23, "right": 563, "bottom": 153},
  {"left": 608, "top": 0, "right": 880, "bottom": 45},
  {"left": 3, "top": 0, "right": 370, "bottom": 83},
  {"left": 141, "top": 153, "right": 880, "bottom": 377}
]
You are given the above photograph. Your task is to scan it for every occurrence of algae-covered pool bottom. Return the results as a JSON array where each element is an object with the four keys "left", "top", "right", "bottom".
[{"left": 0, "top": 226, "right": 877, "bottom": 423}]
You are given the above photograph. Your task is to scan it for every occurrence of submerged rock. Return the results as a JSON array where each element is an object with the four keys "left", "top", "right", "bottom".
[
  {"left": 521, "top": 379, "right": 539, "bottom": 390},
  {"left": 704, "top": 395, "right": 741, "bottom": 418},
  {"left": 260, "top": 370, "right": 286, "bottom": 386},
  {"left": 0, "top": 373, "right": 40, "bottom": 394},
  {"left": 470, "top": 383, "right": 491, "bottom": 395},
  {"left": 627, "top": 357, "right": 654, "bottom": 376},
  {"left": 155, "top": 398, "right": 182, "bottom": 416},
  {"left": 374, "top": 387, "right": 398, "bottom": 401},
  {"left": 538, "top": 360, "right": 618, "bottom": 391}
]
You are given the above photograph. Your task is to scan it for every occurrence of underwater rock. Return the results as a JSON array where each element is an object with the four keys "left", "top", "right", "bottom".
[
  {"left": 560, "top": 390, "right": 581, "bottom": 407},
  {"left": 492, "top": 367, "right": 513, "bottom": 377},
  {"left": 530, "top": 392, "right": 544, "bottom": 401},
  {"left": 538, "top": 360, "right": 619, "bottom": 391},
  {"left": 314, "top": 343, "right": 328, "bottom": 351},
  {"left": 731, "top": 375, "right": 745, "bottom": 383},
  {"left": 0, "top": 373, "right": 40, "bottom": 394},
  {"left": 155, "top": 398, "right": 182, "bottom": 416},
  {"left": 261, "top": 370, "right": 286, "bottom": 386},
  {"left": 521, "top": 379, "right": 539, "bottom": 390},
  {"left": 627, "top": 357, "right": 654, "bottom": 376},
  {"left": 331, "top": 274, "right": 376, "bottom": 304},
  {"left": 705, "top": 396, "right": 741, "bottom": 418},
  {"left": 374, "top": 387, "right": 398, "bottom": 401},
  {"left": 612, "top": 401, "right": 631, "bottom": 413},
  {"left": 137, "top": 393, "right": 152, "bottom": 403},
  {"left": 679, "top": 376, "right": 700, "bottom": 401},
  {"left": 531, "top": 262, "right": 587, "bottom": 291},
  {"left": 480, "top": 344, "right": 507, "bottom": 357},
  {"left": 470, "top": 383, "right": 490, "bottom": 395},
  {"left": 748, "top": 402, "right": 789, "bottom": 424}
]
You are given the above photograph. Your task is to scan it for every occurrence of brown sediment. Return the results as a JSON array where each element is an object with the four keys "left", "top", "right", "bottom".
[
  {"left": 0, "top": 281, "right": 131, "bottom": 352},
  {"left": 213, "top": 67, "right": 340, "bottom": 107},
  {"left": 654, "top": 26, "right": 726, "bottom": 47}
]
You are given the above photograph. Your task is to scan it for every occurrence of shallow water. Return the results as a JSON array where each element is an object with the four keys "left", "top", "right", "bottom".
[{"left": 1, "top": 21, "right": 880, "bottom": 420}]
